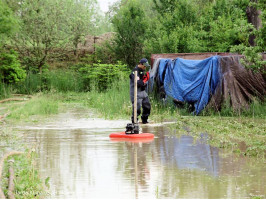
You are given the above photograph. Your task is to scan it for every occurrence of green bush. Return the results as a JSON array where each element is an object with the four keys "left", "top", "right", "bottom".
[
  {"left": 231, "top": 45, "right": 266, "bottom": 73},
  {"left": 0, "top": 50, "right": 26, "bottom": 83},
  {"left": 78, "top": 62, "right": 130, "bottom": 92}
]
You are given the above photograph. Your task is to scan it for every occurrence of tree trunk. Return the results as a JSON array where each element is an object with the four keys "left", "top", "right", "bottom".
[
  {"left": 38, "top": 54, "right": 47, "bottom": 74},
  {"left": 246, "top": 0, "right": 262, "bottom": 46}
]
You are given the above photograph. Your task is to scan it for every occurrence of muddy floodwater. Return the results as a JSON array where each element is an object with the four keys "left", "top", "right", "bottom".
[{"left": 15, "top": 109, "right": 265, "bottom": 199}]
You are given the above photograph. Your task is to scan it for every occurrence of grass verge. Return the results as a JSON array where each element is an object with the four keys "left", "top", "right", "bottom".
[
  {"left": 167, "top": 115, "right": 265, "bottom": 158},
  {"left": 1, "top": 151, "right": 47, "bottom": 199},
  {"left": 0, "top": 128, "right": 46, "bottom": 199}
]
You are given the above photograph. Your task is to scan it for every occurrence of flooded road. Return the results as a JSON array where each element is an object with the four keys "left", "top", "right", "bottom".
[{"left": 16, "top": 109, "right": 265, "bottom": 199}]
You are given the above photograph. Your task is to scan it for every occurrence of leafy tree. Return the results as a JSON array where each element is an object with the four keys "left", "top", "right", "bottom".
[
  {"left": 64, "top": 0, "right": 98, "bottom": 57},
  {"left": 153, "top": 0, "right": 177, "bottom": 16},
  {"left": 8, "top": 0, "right": 68, "bottom": 73},
  {"left": 94, "top": 13, "right": 114, "bottom": 35},
  {"left": 231, "top": 0, "right": 265, "bottom": 73},
  {"left": 5, "top": 0, "right": 97, "bottom": 73},
  {"left": 111, "top": 0, "right": 148, "bottom": 68},
  {"left": 145, "top": 0, "right": 253, "bottom": 54},
  {"left": 0, "top": 1, "right": 24, "bottom": 84},
  {"left": 0, "top": 0, "right": 18, "bottom": 45}
]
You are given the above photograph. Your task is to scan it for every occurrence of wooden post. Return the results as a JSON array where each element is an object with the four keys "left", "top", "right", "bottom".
[
  {"left": 0, "top": 151, "right": 23, "bottom": 199},
  {"left": 134, "top": 70, "right": 138, "bottom": 123},
  {"left": 7, "top": 159, "right": 15, "bottom": 199}
]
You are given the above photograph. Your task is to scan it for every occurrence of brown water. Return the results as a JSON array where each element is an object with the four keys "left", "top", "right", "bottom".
[{"left": 16, "top": 109, "right": 265, "bottom": 199}]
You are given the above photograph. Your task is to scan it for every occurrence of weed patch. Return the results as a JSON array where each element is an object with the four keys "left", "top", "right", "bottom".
[
  {"left": 7, "top": 93, "right": 59, "bottom": 121},
  {"left": 1, "top": 150, "right": 46, "bottom": 199},
  {"left": 168, "top": 116, "right": 266, "bottom": 158},
  {"left": 0, "top": 126, "right": 46, "bottom": 199}
]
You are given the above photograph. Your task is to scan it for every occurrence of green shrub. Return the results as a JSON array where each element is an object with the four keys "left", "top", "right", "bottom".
[
  {"left": 0, "top": 50, "right": 26, "bottom": 83},
  {"left": 78, "top": 62, "right": 130, "bottom": 92}
]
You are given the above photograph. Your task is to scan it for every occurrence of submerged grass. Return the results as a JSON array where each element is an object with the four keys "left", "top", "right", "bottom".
[
  {"left": 168, "top": 116, "right": 265, "bottom": 158},
  {"left": 0, "top": 127, "right": 46, "bottom": 199}
]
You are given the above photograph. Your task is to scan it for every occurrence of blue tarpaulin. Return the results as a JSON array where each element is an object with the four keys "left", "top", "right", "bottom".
[{"left": 158, "top": 56, "right": 220, "bottom": 114}]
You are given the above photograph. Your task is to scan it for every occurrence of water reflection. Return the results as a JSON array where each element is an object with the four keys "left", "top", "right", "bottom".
[
  {"left": 159, "top": 132, "right": 219, "bottom": 176},
  {"left": 17, "top": 113, "right": 265, "bottom": 199}
]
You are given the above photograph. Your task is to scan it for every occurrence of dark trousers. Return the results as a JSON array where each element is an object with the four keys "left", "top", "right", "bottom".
[{"left": 131, "top": 96, "right": 151, "bottom": 123}]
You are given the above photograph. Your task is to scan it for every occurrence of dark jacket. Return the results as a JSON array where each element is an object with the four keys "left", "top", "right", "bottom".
[{"left": 129, "top": 66, "right": 148, "bottom": 102}]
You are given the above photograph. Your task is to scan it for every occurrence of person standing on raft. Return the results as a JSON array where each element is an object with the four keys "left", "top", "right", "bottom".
[{"left": 129, "top": 58, "right": 151, "bottom": 124}]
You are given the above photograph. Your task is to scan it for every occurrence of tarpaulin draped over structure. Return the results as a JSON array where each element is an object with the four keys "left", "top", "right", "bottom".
[
  {"left": 157, "top": 56, "right": 220, "bottom": 114},
  {"left": 148, "top": 54, "right": 265, "bottom": 115}
]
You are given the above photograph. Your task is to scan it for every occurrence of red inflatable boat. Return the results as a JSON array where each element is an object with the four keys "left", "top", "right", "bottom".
[{"left": 109, "top": 132, "right": 154, "bottom": 142}]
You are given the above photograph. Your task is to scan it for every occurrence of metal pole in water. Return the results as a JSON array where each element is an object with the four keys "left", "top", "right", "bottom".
[
  {"left": 134, "top": 70, "right": 138, "bottom": 124},
  {"left": 134, "top": 147, "right": 138, "bottom": 199}
]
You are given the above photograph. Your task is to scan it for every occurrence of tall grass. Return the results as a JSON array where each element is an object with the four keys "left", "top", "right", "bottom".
[
  {"left": 8, "top": 94, "right": 59, "bottom": 120},
  {"left": 12, "top": 73, "right": 42, "bottom": 94},
  {"left": 0, "top": 82, "right": 12, "bottom": 99},
  {"left": 82, "top": 79, "right": 186, "bottom": 121},
  {"left": 84, "top": 75, "right": 132, "bottom": 119},
  {"left": 13, "top": 70, "right": 84, "bottom": 94},
  {"left": 2, "top": 151, "right": 46, "bottom": 199},
  {"left": 83, "top": 76, "right": 183, "bottom": 121},
  {"left": 48, "top": 70, "right": 84, "bottom": 92},
  {"left": 201, "top": 98, "right": 266, "bottom": 118},
  {"left": 2, "top": 67, "right": 265, "bottom": 119}
]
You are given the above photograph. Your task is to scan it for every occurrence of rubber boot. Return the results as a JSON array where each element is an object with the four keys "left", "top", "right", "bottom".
[{"left": 141, "top": 116, "right": 148, "bottom": 124}]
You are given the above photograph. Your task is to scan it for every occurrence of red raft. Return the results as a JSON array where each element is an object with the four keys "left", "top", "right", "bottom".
[{"left": 109, "top": 132, "right": 154, "bottom": 143}]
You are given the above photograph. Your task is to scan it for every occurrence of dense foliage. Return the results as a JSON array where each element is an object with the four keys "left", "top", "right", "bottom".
[
  {"left": 230, "top": 0, "right": 266, "bottom": 72},
  {"left": 0, "top": 0, "right": 265, "bottom": 83},
  {"left": 150, "top": 0, "right": 250, "bottom": 52},
  {"left": 111, "top": 0, "right": 148, "bottom": 67},
  {"left": 0, "top": 0, "right": 18, "bottom": 45},
  {"left": 109, "top": 0, "right": 265, "bottom": 70},
  {"left": 0, "top": 50, "right": 26, "bottom": 83}
]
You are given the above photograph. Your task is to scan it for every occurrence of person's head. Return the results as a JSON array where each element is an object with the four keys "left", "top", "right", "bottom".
[{"left": 138, "top": 58, "right": 150, "bottom": 70}]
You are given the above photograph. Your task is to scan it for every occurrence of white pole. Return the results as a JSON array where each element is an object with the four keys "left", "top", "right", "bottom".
[{"left": 134, "top": 71, "right": 138, "bottom": 124}]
